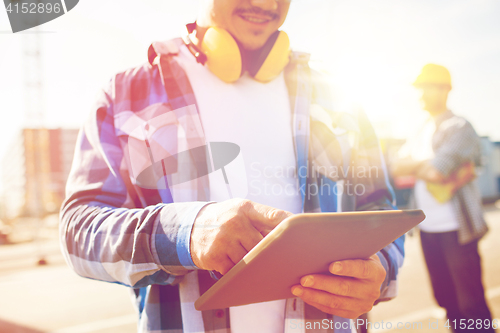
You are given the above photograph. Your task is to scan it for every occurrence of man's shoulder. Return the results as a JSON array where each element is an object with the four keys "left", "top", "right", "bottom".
[
  {"left": 103, "top": 61, "right": 160, "bottom": 112},
  {"left": 112, "top": 62, "right": 156, "bottom": 85},
  {"left": 440, "top": 112, "right": 477, "bottom": 137},
  {"left": 111, "top": 38, "right": 184, "bottom": 88}
]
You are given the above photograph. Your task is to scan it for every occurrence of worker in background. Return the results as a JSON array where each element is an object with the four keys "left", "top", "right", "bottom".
[{"left": 392, "top": 64, "right": 494, "bottom": 332}]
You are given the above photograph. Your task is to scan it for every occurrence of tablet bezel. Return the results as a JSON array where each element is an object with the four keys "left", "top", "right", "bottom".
[{"left": 195, "top": 209, "right": 425, "bottom": 311}]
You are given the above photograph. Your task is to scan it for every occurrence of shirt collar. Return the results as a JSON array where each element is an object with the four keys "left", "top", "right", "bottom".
[{"left": 433, "top": 109, "right": 454, "bottom": 127}]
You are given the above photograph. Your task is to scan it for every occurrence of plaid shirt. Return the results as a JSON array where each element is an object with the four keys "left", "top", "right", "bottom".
[
  {"left": 430, "top": 110, "right": 488, "bottom": 244},
  {"left": 60, "top": 38, "right": 404, "bottom": 333}
]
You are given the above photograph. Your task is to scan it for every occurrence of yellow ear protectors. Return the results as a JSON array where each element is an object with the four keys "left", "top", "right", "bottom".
[{"left": 182, "top": 22, "right": 290, "bottom": 83}]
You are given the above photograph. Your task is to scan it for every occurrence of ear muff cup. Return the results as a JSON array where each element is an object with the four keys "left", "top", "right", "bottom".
[
  {"left": 252, "top": 31, "right": 290, "bottom": 83},
  {"left": 200, "top": 27, "right": 290, "bottom": 83},
  {"left": 201, "top": 27, "right": 243, "bottom": 83}
]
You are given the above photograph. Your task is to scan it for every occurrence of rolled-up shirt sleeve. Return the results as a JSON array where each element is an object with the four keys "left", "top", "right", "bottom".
[
  {"left": 431, "top": 118, "right": 481, "bottom": 177},
  {"left": 59, "top": 83, "right": 208, "bottom": 289}
]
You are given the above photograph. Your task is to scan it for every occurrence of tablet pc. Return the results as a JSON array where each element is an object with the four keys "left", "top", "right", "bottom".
[{"left": 194, "top": 209, "right": 425, "bottom": 311}]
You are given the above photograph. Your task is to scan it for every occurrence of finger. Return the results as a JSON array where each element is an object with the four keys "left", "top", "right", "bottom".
[
  {"left": 227, "top": 242, "right": 249, "bottom": 265},
  {"left": 242, "top": 201, "right": 293, "bottom": 231},
  {"left": 300, "top": 299, "right": 363, "bottom": 320},
  {"left": 291, "top": 285, "right": 371, "bottom": 316},
  {"left": 370, "top": 253, "right": 381, "bottom": 263},
  {"left": 238, "top": 224, "right": 264, "bottom": 252},
  {"left": 299, "top": 274, "right": 369, "bottom": 299},
  {"left": 260, "top": 228, "right": 273, "bottom": 237},
  {"left": 329, "top": 258, "right": 385, "bottom": 282},
  {"left": 217, "top": 256, "right": 236, "bottom": 275}
]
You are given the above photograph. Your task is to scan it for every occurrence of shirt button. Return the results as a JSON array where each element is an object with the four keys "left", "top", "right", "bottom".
[{"left": 215, "top": 310, "right": 224, "bottom": 318}]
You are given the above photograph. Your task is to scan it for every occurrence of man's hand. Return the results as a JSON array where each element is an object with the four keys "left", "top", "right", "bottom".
[
  {"left": 291, "top": 254, "right": 386, "bottom": 319},
  {"left": 391, "top": 157, "right": 424, "bottom": 177},
  {"left": 416, "top": 162, "right": 446, "bottom": 183},
  {"left": 392, "top": 157, "right": 446, "bottom": 183},
  {"left": 190, "top": 199, "right": 292, "bottom": 275}
]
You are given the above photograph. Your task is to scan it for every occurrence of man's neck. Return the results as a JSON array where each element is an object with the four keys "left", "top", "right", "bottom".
[
  {"left": 429, "top": 107, "right": 448, "bottom": 119},
  {"left": 192, "top": 24, "right": 262, "bottom": 69},
  {"left": 429, "top": 108, "right": 452, "bottom": 127}
]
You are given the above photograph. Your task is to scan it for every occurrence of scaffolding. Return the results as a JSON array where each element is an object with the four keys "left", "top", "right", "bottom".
[{"left": 22, "top": 26, "right": 47, "bottom": 265}]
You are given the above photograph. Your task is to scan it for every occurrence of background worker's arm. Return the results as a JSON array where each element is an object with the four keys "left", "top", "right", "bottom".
[
  {"left": 392, "top": 118, "right": 480, "bottom": 183},
  {"left": 430, "top": 118, "right": 482, "bottom": 178},
  {"left": 392, "top": 157, "right": 446, "bottom": 183},
  {"left": 391, "top": 157, "right": 422, "bottom": 177},
  {"left": 416, "top": 161, "right": 447, "bottom": 183}
]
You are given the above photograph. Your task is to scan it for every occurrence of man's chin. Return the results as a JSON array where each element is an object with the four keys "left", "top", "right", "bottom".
[
  {"left": 236, "top": 38, "right": 268, "bottom": 51},
  {"left": 232, "top": 30, "right": 273, "bottom": 51}
]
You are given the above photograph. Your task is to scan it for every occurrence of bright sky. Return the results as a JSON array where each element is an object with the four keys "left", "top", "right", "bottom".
[{"left": 0, "top": 0, "right": 499, "bottom": 189}]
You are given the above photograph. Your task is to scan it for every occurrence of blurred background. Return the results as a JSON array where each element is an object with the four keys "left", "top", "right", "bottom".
[{"left": 0, "top": 0, "right": 499, "bottom": 332}]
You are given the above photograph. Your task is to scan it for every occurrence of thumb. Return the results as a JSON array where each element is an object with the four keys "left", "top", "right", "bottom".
[{"left": 242, "top": 201, "right": 293, "bottom": 233}]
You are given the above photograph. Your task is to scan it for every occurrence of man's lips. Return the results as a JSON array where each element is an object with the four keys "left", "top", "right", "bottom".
[{"left": 239, "top": 14, "right": 274, "bottom": 24}]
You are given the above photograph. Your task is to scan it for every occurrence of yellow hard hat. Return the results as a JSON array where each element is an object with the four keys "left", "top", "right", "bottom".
[{"left": 413, "top": 64, "right": 452, "bottom": 89}]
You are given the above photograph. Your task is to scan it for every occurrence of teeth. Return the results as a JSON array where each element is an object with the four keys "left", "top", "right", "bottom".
[{"left": 241, "top": 16, "right": 269, "bottom": 23}]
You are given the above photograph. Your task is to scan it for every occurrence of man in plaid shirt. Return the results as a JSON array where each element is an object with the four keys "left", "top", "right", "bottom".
[
  {"left": 392, "top": 64, "right": 493, "bottom": 332},
  {"left": 60, "top": 1, "right": 404, "bottom": 332}
]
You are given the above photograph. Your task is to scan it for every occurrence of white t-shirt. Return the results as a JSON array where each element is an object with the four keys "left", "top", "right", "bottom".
[
  {"left": 405, "top": 118, "right": 460, "bottom": 233},
  {"left": 177, "top": 44, "right": 303, "bottom": 333}
]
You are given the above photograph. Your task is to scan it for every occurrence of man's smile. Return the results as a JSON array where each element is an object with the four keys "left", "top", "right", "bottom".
[{"left": 238, "top": 13, "right": 274, "bottom": 24}]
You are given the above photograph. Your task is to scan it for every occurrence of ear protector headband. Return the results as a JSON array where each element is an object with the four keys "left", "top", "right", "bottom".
[{"left": 182, "top": 22, "right": 291, "bottom": 83}]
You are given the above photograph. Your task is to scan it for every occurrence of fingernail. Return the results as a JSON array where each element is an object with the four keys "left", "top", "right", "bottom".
[
  {"left": 292, "top": 286, "right": 303, "bottom": 296},
  {"left": 331, "top": 262, "right": 342, "bottom": 274},
  {"left": 301, "top": 276, "right": 314, "bottom": 287}
]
